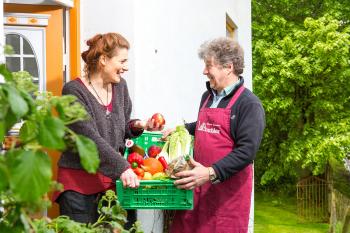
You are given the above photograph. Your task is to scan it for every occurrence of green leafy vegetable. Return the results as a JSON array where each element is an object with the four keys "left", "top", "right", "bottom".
[{"left": 165, "top": 125, "right": 193, "bottom": 161}]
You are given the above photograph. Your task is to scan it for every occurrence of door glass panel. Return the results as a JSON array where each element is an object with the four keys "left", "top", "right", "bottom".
[
  {"left": 5, "top": 57, "right": 20, "bottom": 72},
  {"left": 23, "top": 57, "right": 39, "bottom": 78},
  {"left": 5, "top": 33, "right": 40, "bottom": 86},
  {"left": 23, "top": 39, "right": 34, "bottom": 55},
  {"left": 5, "top": 27, "right": 45, "bottom": 91},
  {"left": 5, "top": 34, "right": 20, "bottom": 54}
]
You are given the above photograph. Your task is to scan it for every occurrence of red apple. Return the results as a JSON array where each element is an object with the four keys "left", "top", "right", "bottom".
[
  {"left": 148, "top": 145, "right": 162, "bottom": 158},
  {"left": 151, "top": 113, "right": 166, "bottom": 127}
]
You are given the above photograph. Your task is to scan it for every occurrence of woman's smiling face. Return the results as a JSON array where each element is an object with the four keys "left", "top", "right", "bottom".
[{"left": 101, "top": 47, "right": 129, "bottom": 83}]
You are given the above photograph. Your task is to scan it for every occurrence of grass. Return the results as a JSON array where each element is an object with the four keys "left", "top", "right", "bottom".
[{"left": 254, "top": 192, "right": 330, "bottom": 233}]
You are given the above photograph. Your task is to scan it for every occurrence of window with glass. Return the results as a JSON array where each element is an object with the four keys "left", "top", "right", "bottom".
[{"left": 5, "top": 33, "right": 39, "bottom": 85}]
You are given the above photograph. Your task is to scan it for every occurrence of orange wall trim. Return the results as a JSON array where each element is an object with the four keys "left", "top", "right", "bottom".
[{"left": 70, "top": 0, "right": 81, "bottom": 79}]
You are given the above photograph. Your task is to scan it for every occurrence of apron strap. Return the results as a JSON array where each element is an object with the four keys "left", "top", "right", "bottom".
[
  {"left": 200, "top": 94, "right": 211, "bottom": 110},
  {"left": 226, "top": 85, "right": 245, "bottom": 109},
  {"left": 200, "top": 85, "right": 245, "bottom": 110}
]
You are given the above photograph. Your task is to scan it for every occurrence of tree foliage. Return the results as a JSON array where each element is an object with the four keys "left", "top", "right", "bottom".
[{"left": 252, "top": 0, "right": 350, "bottom": 187}]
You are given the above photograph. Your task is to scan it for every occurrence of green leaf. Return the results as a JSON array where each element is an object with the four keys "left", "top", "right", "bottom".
[
  {"left": 4, "top": 85, "right": 28, "bottom": 118},
  {"left": 4, "top": 109, "right": 19, "bottom": 133},
  {"left": 20, "top": 120, "right": 38, "bottom": 142},
  {"left": 55, "top": 102, "right": 66, "bottom": 121},
  {"left": 12, "top": 71, "right": 38, "bottom": 94},
  {"left": 0, "top": 64, "right": 13, "bottom": 82},
  {"left": 0, "top": 89, "right": 9, "bottom": 119},
  {"left": 0, "top": 224, "right": 24, "bottom": 233},
  {"left": 75, "top": 135, "right": 99, "bottom": 173},
  {"left": 8, "top": 150, "right": 52, "bottom": 202},
  {"left": 38, "top": 116, "right": 66, "bottom": 150},
  {"left": 0, "top": 121, "right": 5, "bottom": 142},
  {"left": 19, "top": 90, "right": 35, "bottom": 116},
  {"left": 0, "top": 157, "right": 9, "bottom": 191}
]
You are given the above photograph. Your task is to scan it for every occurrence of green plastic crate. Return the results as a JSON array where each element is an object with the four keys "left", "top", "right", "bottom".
[
  {"left": 116, "top": 180, "right": 193, "bottom": 209},
  {"left": 117, "top": 131, "right": 193, "bottom": 210},
  {"left": 126, "top": 131, "right": 165, "bottom": 155}
]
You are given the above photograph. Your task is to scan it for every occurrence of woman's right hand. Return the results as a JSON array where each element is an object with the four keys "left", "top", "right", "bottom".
[{"left": 120, "top": 168, "right": 140, "bottom": 188}]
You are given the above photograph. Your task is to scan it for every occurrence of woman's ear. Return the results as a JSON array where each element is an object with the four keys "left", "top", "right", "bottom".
[{"left": 99, "top": 54, "right": 107, "bottom": 66}]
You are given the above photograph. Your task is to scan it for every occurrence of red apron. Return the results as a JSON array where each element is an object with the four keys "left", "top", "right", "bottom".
[{"left": 171, "top": 86, "right": 253, "bottom": 233}]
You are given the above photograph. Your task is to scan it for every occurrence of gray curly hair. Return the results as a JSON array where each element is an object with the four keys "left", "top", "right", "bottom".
[{"left": 198, "top": 37, "right": 244, "bottom": 75}]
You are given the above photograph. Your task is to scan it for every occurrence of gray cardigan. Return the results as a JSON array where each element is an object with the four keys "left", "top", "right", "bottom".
[{"left": 58, "top": 78, "right": 141, "bottom": 181}]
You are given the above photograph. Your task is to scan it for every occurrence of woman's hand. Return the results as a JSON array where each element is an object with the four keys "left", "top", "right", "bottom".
[
  {"left": 133, "top": 119, "right": 164, "bottom": 131},
  {"left": 120, "top": 168, "right": 140, "bottom": 188},
  {"left": 173, "top": 158, "right": 210, "bottom": 190}
]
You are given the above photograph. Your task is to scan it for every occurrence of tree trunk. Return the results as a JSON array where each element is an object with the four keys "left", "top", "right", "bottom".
[{"left": 342, "top": 207, "right": 350, "bottom": 233}]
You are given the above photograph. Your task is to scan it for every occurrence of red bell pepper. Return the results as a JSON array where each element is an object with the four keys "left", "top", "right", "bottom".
[
  {"left": 158, "top": 156, "right": 168, "bottom": 169},
  {"left": 127, "top": 152, "right": 144, "bottom": 168}
]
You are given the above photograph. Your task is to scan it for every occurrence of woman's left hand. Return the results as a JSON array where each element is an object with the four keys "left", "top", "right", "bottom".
[{"left": 120, "top": 168, "right": 140, "bottom": 188}]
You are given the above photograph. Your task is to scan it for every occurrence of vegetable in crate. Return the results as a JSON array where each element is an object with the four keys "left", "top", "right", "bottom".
[
  {"left": 161, "top": 125, "right": 193, "bottom": 175},
  {"left": 130, "top": 144, "right": 145, "bottom": 156},
  {"left": 165, "top": 155, "right": 193, "bottom": 179},
  {"left": 143, "top": 172, "right": 152, "bottom": 180},
  {"left": 147, "top": 145, "right": 162, "bottom": 158},
  {"left": 158, "top": 156, "right": 168, "bottom": 169},
  {"left": 132, "top": 167, "right": 145, "bottom": 178},
  {"left": 142, "top": 158, "right": 164, "bottom": 175},
  {"left": 162, "top": 125, "right": 192, "bottom": 161},
  {"left": 127, "top": 152, "right": 144, "bottom": 168},
  {"left": 152, "top": 172, "right": 169, "bottom": 180}
]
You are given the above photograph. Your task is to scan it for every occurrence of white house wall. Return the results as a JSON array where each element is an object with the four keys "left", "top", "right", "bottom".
[
  {"left": 81, "top": 0, "right": 251, "bottom": 128},
  {"left": 133, "top": 0, "right": 224, "bottom": 127},
  {"left": 80, "top": 0, "right": 137, "bottom": 105},
  {"left": 81, "top": 2, "right": 251, "bottom": 232}
]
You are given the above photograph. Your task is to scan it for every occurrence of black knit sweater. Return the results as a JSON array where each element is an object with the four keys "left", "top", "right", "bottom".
[
  {"left": 186, "top": 78, "right": 265, "bottom": 182},
  {"left": 58, "top": 78, "right": 142, "bottom": 181}
]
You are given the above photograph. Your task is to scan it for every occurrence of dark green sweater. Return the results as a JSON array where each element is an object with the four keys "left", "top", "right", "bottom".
[{"left": 58, "top": 78, "right": 141, "bottom": 181}]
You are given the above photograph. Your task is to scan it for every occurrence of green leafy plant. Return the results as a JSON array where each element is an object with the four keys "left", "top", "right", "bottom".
[
  {"left": 0, "top": 67, "right": 142, "bottom": 232},
  {"left": 31, "top": 190, "right": 143, "bottom": 233}
]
